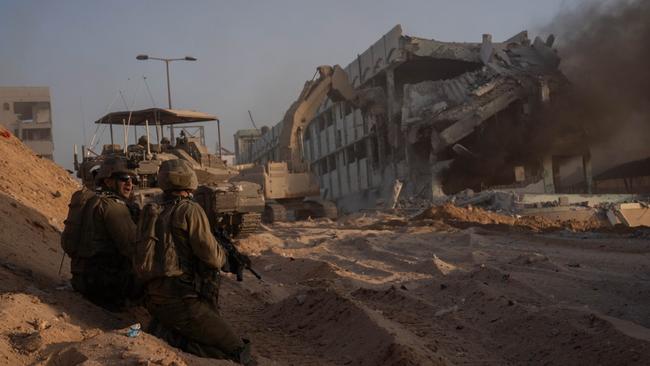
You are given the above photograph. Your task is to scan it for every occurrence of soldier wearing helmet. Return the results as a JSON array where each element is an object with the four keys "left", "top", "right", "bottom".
[
  {"left": 67, "top": 156, "right": 139, "bottom": 311},
  {"left": 143, "top": 159, "right": 253, "bottom": 364},
  {"left": 137, "top": 135, "right": 148, "bottom": 148},
  {"left": 95, "top": 156, "right": 139, "bottom": 199}
]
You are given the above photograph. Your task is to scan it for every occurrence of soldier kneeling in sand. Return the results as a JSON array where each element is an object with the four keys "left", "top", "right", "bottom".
[
  {"left": 135, "top": 159, "right": 253, "bottom": 364},
  {"left": 61, "top": 157, "right": 139, "bottom": 311}
]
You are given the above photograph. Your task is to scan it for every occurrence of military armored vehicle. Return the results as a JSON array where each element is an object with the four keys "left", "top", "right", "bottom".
[{"left": 74, "top": 108, "right": 265, "bottom": 237}]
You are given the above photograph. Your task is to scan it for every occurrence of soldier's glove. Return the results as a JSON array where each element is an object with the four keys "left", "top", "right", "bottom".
[
  {"left": 223, "top": 252, "right": 252, "bottom": 281},
  {"left": 237, "top": 253, "right": 252, "bottom": 269},
  {"left": 223, "top": 252, "right": 248, "bottom": 273}
]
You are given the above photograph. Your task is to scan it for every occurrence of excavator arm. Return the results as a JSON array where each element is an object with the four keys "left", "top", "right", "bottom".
[{"left": 277, "top": 65, "right": 362, "bottom": 173}]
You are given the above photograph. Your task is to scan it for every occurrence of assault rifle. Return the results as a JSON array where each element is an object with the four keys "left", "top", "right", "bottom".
[{"left": 213, "top": 229, "right": 262, "bottom": 282}]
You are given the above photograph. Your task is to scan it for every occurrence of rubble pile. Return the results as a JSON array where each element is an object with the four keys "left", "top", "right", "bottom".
[
  {"left": 395, "top": 185, "right": 650, "bottom": 230},
  {"left": 410, "top": 203, "right": 606, "bottom": 232}
]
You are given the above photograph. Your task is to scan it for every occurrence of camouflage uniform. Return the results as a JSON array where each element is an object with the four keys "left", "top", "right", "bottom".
[
  {"left": 70, "top": 191, "right": 137, "bottom": 310},
  {"left": 144, "top": 196, "right": 247, "bottom": 360}
]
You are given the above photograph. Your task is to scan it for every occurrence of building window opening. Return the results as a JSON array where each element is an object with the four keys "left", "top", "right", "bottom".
[
  {"left": 328, "top": 155, "right": 337, "bottom": 172},
  {"left": 323, "top": 108, "right": 334, "bottom": 127},
  {"left": 320, "top": 159, "right": 329, "bottom": 175},
  {"left": 346, "top": 146, "right": 356, "bottom": 164},
  {"left": 355, "top": 140, "right": 367, "bottom": 160},
  {"left": 344, "top": 102, "right": 353, "bottom": 117},
  {"left": 3, "top": 102, "right": 9, "bottom": 111},
  {"left": 13, "top": 102, "right": 35, "bottom": 122},
  {"left": 371, "top": 136, "right": 380, "bottom": 168},
  {"left": 22, "top": 128, "right": 52, "bottom": 141}
]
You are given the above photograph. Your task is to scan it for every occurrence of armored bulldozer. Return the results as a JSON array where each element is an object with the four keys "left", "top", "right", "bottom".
[{"left": 75, "top": 108, "right": 265, "bottom": 238}]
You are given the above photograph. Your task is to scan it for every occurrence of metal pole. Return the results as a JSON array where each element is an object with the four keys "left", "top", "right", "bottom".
[
  {"left": 122, "top": 119, "right": 128, "bottom": 155},
  {"left": 165, "top": 60, "right": 172, "bottom": 109},
  {"left": 110, "top": 124, "right": 114, "bottom": 145},
  {"left": 145, "top": 119, "right": 151, "bottom": 158},
  {"left": 217, "top": 119, "right": 222, "bottom": 158}
]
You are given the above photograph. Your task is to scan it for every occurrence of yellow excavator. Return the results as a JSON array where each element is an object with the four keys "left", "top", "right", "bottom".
[{"left": 233, "top": 65, "right": 384, "bottom": 222}]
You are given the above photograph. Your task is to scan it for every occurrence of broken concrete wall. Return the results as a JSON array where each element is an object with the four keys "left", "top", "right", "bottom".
[
  {"left": 401, "top": 67, "right": 499, "bottom": 125},
  {"left": 395, "top": 29, "right": 572, "bottom": 197},
  {"left": 259, "top": 25, "right": 577, "bottom": 213}
]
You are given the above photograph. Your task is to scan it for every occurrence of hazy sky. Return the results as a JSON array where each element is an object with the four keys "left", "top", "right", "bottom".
[{"left": 0, "top": 0, "right": 584, "bottom": 169}]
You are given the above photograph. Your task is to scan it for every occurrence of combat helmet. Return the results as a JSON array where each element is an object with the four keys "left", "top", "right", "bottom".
[
  {"left": 158, "top": 159, "right": 198, "bottom": 191},
  {"left": 95, "top": 156, "right": 137, "bottom": 182},
  {"left": 138, "top": 135, "right": 148, "bottom": 146}
]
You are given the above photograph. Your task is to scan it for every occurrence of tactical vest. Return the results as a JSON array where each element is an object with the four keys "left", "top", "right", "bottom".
[{"left": 134, "top": 199, "right": 195, "bottom": 282}]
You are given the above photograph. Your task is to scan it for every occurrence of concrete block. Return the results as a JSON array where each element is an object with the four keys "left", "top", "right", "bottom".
[
  {"left": 616, "top": 204, "right": 650, "bottom": 227},
  {"left": 519, "top": 206, "right": 598, "bottom": 222}
]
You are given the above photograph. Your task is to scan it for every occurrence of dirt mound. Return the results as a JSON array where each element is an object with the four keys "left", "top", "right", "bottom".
[
  {"left": 413, "top": 203, "right": 605, "bottom": 232},
  {"left": 45, "top": 330, "right": 227, "bottom": 366},
  {"left": 0, "top": 192, "right": 68, "bottom": 282},
  {"left": 0, "top": 129, "right": 79, "bottom": 282},
  {"left": 264, "top": 287, "right": 448, "bottom": 365},
  {"left": 0, "top": 266, "right": 234, "bottom": 366},
  {"left": 0, "top": 127, "right": 79, "bottom": 228},
  {"left": 353, "top": 264, "right": 650, "bottom": 365},
  {"left": 259, "top": 256, "right": 340, "bottom": 286},
  {"left": 237, "top": 232, "right": 285, "bottom": 255}
]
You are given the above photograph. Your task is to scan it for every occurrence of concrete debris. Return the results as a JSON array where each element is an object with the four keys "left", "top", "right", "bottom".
[
  {"left": 606, "top": 203, "right": 650, "bottom": 227},
  {"left": 395, "top": 187, "right": 649, "bottom": 229}
]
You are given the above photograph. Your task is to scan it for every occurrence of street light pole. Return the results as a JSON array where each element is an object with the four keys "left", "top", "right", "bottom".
[
  {"left": 136, "top": 54, "right": 197, "bottom": 141},
  {"left": 165, "top": 60, "right": 172, "bottom": 108},
  {"left": 136, "top": 54, "right": 197, "bottom": 109}
]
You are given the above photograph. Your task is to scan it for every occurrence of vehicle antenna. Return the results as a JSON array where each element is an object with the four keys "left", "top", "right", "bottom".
[
  {"left": 247, "top": 110, "right": 258, "bottom": 129},
  {"left": 143, "top": 76, "right": 157, "bottom": 107}
]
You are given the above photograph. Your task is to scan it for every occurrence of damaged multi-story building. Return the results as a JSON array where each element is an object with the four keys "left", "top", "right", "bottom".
[
  {"left": 0, "top": 87, "right": 55, "bottom": 160},
  {"left": 236, "top": 25, "right": 591, "bottom": 212}
]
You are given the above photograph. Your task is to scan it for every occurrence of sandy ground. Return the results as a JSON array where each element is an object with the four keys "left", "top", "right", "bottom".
[{"left": 0, "top": 130, "right": 649, "bottom": 365}]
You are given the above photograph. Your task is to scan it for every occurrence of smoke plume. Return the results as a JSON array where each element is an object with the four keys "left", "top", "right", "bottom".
[
  {"left": 443, "top": 0, "right": 650, "bottom": 193},
  {"left": 544, "top": 0, "right": 650, "bottom": 169}
]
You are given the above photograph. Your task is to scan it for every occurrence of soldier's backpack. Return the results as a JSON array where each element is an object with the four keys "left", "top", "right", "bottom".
[
  {"left": 133, "top": 202, "right": 184, "bottom": 282},
  {"left": 61, "top": 188, "right": 99, "bottom": 257}
]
